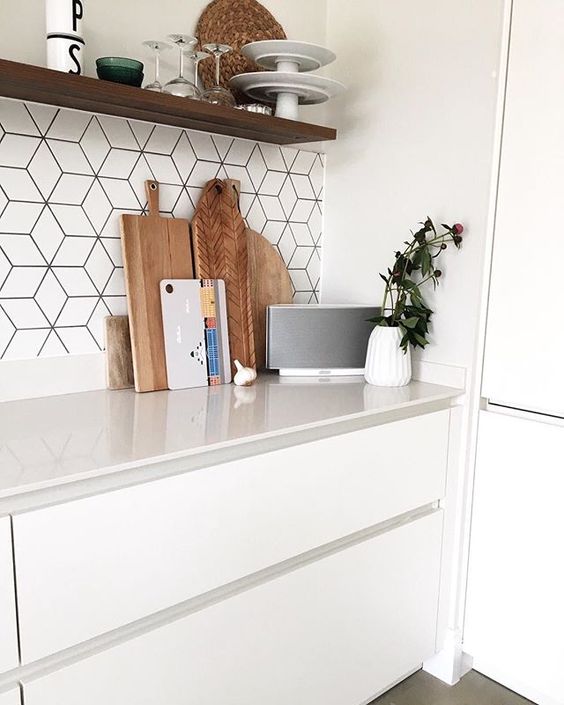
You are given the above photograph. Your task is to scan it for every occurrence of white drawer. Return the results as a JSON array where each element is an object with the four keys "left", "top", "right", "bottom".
[
  {"left": 0, "top": 688, "right": 20, "bottom": 705},
  {"left": 0, "top": 517, "right": 18, "bottom": 674},
  {"left": 23, "top": 512, "right": 443, "bottom": 705},
  {"left": 14, "top": 409, "right": 449, "bottom": 663}
]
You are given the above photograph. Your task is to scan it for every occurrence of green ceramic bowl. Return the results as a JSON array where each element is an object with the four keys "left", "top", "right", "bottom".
[{"left": 96, "top": 57, "right": 144, "bottom": 87}]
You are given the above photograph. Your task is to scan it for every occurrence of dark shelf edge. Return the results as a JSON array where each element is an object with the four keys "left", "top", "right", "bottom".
[{"left": 0, "top": 59, "right": 337, "bottom": 145}]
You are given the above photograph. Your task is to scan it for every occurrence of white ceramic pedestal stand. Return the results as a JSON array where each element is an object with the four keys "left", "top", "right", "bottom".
[
  {"left": 231, "top": 40, "right": 345, "bottom": 121},
  {"left": 273, "top": 59, "right": 300, "bottom": 120}
]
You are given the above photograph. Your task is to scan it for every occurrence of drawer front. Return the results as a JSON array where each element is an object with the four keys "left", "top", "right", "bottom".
[
  {"left": 0, "top": 517, "right": 18, "bottom": 674},
  {"left": 14, "top": 409, "right": 449, "bottom": 663},
  {"left": 23, "top": 512, "right": 443, "bottom": 705},
  {"left": 0, "top": 689, "right": 20, "bottom": 705}
]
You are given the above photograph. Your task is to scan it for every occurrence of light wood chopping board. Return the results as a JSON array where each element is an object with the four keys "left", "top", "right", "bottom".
[
  {"left": 190, "top": 178, "right": 256, "bottom": 372},
  {"left": 247, "top": 230, "right": 293, "bottom": 369},
  {"left": 223, "top": 180, "right": 293, "bottom": 370},
  {"left": 120, "top": 180, "right": 194, "bottom": 393}
]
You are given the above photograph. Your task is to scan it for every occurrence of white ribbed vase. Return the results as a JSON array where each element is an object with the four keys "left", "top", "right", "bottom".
[{"left": 364, "top": 326, "right": 412, "bottom": 387}]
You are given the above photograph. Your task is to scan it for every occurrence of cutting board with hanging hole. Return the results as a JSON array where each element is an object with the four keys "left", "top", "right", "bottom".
[
  {"left": 222, "top": 180, "right": 293, "bottom": 370},
  {"left": 120, "top": 180, "right": 194, "bottom": 393},
  {"left": 190, "top": 178, "right": 256, "bottom": 373},
  {"left": 247, "top": 227, "right": 293, "bottom": 369}
]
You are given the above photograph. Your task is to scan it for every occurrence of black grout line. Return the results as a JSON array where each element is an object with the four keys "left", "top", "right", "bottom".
[
  {"left": 128, "top": 120, "right": 155, "bottom": 151},
  {"left": 80, "top": 116, "right": 110, "bottom": 175},
  {"left": 92, "top": 115, "right": 136, "bottom": 155},
  {"left": 0, "top": 112, "right": 324, "bottom": 356},
  {"left": 26, "top": 148, "right": 60, "bottom": 204},
  {"left": 0, "top": 326, "right": 16, "bottom": 358},
  {"left": 0, "top": 301, "right": 18, "bottom": 331},
  {"left": 52, "top": 326, "right": 70, "bottom": 354}
]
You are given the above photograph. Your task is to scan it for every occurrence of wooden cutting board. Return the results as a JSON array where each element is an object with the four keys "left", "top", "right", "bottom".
[
  {"left": 247, "top": 228, "right": 293, "bottom": 370},
  {"left": 221, "top": 180, "right": 292, "bottom": 369},
  {"left": 190, "top": 178, "right": 256, "bottom": 372},
  {"left": 120, "top": 181, "right": 194, "bottom": 393},
  {"left": 104, "top": 315, "right": 134, "bottom": 390}
]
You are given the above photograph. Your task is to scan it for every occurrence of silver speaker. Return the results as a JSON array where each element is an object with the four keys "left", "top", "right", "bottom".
[{"left": 266, "top": 305, "right": 380, "bottom": 376}]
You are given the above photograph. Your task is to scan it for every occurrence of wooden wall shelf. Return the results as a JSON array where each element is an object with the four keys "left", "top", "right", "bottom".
[{"left": 0, "top": 59, "right": 336, "bottom": 145}]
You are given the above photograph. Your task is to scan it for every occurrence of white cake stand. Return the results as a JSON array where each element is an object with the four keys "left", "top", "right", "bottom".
[
  {"left": 229, "top": 73, "right": 345, "bottom": 120},
  {"left": 241, "top": 40, "right": 336, "bottom": 72},
  {"left": 235, "top": 39, "right": 344, "bottom": 120}
]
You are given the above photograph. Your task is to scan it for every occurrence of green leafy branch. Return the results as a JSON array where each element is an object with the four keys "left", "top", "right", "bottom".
[{"left": 369, "top": 218, "right": 464, "bottom": 353}]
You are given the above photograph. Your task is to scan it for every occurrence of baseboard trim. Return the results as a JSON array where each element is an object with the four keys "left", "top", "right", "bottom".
[
  {"left": 423, "top": 628, "right": 471, "bottom": 686},
  {"left": 0, "top": 352, "right": 106, "bottom": 402},
  {"left": 1, "top": 353, "right": 467, "bottom": 402},
  {"left": 412, "top": 359, "right": 467, "bottom": 389}
]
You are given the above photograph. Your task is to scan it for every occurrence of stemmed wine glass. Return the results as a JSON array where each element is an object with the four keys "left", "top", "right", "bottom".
[
  {"left": 188, "top": 50, "right": 212, "bottom": 92},
  {"left": 201, "top": 43, "right": 236, "bottom": 107},
  {"left": 142, "top": 40, "right": 171, "bottom": 92},
  {"left": 163, "top": 34, "right": 201, "bottom": 99}
]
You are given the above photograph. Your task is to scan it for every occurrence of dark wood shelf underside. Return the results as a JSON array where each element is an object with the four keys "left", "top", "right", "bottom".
[{"left": 0, "top": 59, "right": 336, "bottom": 145}]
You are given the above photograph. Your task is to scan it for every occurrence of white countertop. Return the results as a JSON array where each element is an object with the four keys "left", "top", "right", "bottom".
[{"left": 0, "top": 375, "right": 461, "bottom": 502}]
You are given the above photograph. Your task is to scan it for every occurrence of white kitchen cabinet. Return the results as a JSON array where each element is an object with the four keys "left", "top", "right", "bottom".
[
  {"left": 0, "top": 688, "right": 20, "bottom": 705},
  {"left": 465, "top": 411, "right": 564, "bottom": 705},
  {"left": 13, "top": 409, "right": 449, "bottom": 663},
  {"left": 0, "top": 517, "right": 18, "bottom": 674},
  {"left": 23, "top": 512, "right": 443, "bottom": 705},
  {"left": 482, "top": 0, "right": 564, "bottom": 417}
]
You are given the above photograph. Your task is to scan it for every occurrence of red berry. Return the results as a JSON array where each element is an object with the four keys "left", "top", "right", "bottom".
[{"left": 453, "top": 223, "right": 464, "bottom": 235}]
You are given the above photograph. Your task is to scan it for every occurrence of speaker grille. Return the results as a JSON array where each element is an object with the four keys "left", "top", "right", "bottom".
[{"left": 266, "top": 306, "right": 380, "bottom": 369}]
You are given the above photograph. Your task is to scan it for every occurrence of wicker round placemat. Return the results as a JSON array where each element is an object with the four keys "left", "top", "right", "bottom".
[{"left": 196, "top": 0, "right": 286, "bottom": 100}]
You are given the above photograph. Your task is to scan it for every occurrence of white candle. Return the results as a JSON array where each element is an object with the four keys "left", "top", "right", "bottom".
[{"left": 46, "top": 0, "right": 85, "bottom": 74}]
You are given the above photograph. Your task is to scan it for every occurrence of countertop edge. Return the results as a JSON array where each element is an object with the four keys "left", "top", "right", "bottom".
[{"left": 0, "top": 386, "right": 461, "bottom": 512}]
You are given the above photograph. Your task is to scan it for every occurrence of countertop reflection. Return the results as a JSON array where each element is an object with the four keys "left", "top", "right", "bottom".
[{"left": 0, "top": 375, "right": 460, "bottom": 498}]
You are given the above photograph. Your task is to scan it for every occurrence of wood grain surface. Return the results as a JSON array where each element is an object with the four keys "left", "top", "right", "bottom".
[
  {"left": 120, "top": 181, "right": 193, "bottom": 392},
  {"left": 225, "top": 180, "right": 292, "bottom": 369},
  {"left": 0, "top": 59, "right": 336, "bottom": 145},
  {"left": 104, "top": 316, "right": 134, "bottom": 390},
  {"left": 190, "top": 179, "right": 256, "bottom": 372},
  {"left": 247, "top": 228, "right": 293, "bottom": 370}
]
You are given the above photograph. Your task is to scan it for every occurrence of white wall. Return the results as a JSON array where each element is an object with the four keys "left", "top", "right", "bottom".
[
  {"left": 0, "top": 0, "right": 327, "bottom": 84},
  {"left": 0, "top": 0, "right": 504, "bottom": 371},
  {"left": 322, "top": 0, "right": 504, "bottom": 370}
]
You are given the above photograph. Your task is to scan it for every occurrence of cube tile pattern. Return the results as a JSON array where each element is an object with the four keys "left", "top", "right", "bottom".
[{"left": 0, "top": 98, "right": 325, "bottom": 360}]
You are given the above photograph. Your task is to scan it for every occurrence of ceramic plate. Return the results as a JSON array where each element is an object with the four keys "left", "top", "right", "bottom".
[
  {"left": 229, "top": 72, "right": 345, "bottom": 105},
  {"left": 241, "top": 40, "right": 336, "bottom": 72}
]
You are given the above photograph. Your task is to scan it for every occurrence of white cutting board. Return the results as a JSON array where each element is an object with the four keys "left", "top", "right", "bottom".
[{"left": 160, "top": 279, "right": 231, "bottom": 390}]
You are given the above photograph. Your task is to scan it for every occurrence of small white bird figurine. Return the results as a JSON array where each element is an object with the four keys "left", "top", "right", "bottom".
[{"left": 233, "top": 360, "right": 257, "bottom": 387}]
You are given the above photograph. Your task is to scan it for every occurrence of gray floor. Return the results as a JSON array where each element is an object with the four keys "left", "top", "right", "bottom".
[{"left": 371, "top": 670, "right": 535, "bottom": 705}]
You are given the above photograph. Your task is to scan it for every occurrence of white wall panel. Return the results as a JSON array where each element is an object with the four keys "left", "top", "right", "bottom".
[
  {"left": 323, "top": 0, "right": 504, "bottom": 371},
  {"left": 482, "top": 0, "right": 564, "bottom": 416},
  {"left": 465, "top": 411, "right": 564, "bottom": 704}
]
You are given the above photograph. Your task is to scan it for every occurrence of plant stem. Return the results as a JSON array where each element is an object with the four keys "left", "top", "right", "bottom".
[
  {"left": 381, "top": 277, "right": 389, "bottom": 317},
  {"left": 379, "top": 224, "right": 453, "bottom": 326}
]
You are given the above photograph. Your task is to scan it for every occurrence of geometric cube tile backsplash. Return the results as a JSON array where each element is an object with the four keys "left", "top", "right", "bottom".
[{"left": 0, "top": 98, "right": 324, "bottom": 360}]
